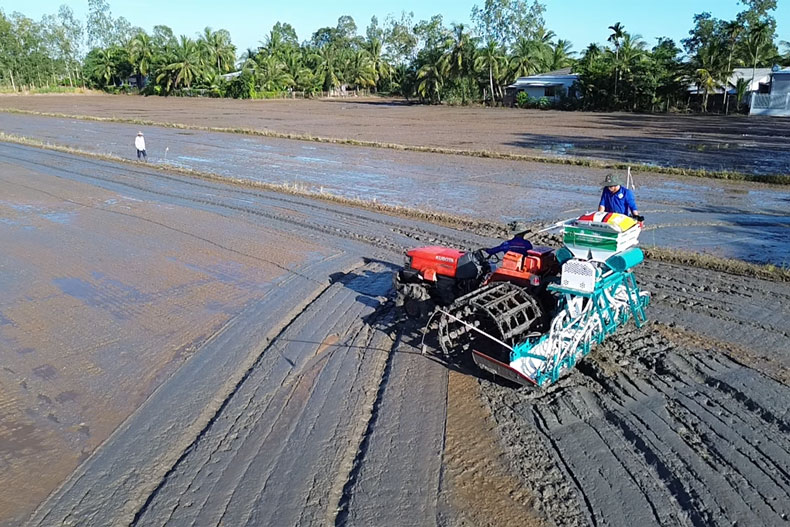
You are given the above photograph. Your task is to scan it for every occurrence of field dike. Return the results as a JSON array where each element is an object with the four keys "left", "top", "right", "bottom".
[
  {"left": 2, "top": 131, "right": 787, "bottom": 284},
  {"left": 2, "top": 107, "right": 790, "bottom": 185}
]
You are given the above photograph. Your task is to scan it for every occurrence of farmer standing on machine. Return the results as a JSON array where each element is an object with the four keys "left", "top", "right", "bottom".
[{"left": 598, "top": 173, "right": 640, "bottom": 218}]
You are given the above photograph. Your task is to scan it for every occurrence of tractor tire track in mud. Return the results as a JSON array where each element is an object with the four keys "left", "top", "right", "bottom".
[
  {"left": 480, "top": 307, "right": 790, "bottom": 527},
  {"left": 132, "top": 261, "right": 399, "bottom": 527}
]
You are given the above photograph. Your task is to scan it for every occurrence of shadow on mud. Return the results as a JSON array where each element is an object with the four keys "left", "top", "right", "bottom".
[
  {"left": 323, "top": 259, "right": 519, "bottom": 388},
  {"left": 506, "top": 131, "right": 790, "bottom": 175}
]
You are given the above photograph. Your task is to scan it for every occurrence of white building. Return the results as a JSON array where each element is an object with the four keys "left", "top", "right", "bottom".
[
  {"left": 750, "top": 68, "right": 790, "bottom": 116},
  {"left": 504, "top": 67, "right": 579, "bottom": 106}
]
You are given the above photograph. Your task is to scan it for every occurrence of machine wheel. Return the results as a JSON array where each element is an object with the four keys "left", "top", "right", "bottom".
[
  {"left": 396, "top": 283, "right": 434, "bottom": 320},
  {"left": 437, "top": 282, "right": 544, "bottom": 360}
]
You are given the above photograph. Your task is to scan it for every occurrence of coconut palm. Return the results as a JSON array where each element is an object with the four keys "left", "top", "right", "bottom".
[
  {"left": 311, "top": 45, "right": 340, "bottom": 92},
  {"left": 262, "top": 28, "right": 285, "bottom": 59},
  {"left": 741, "top": 22, "right": 772, "bottom": 86},
  {"left": 365, "top": 37, "right": 393, "bottom": 89},
  {"left": 198, "top": 27, "right": 236, "bottom": 73},
  {"left": 579, "top": 43, "right": 602, "bottom": 68},
  {"left": 129, "top": 32, "right": 153, "bottom": 87},
  {"left": 509, "top": 36, "right": 542, "bottom": 78},
  {"left": 692, "top": 39, "right": 727, "bottom": 112},
  {"left": 255, "top": 54, "right": 292, "bottom": 91},
  {"left": 721, "top": 21, "right": 742, "bottom": 114},
  {"left": 547, "top": 39, "right": 574, "bottom": 70},
  {"left": 281, "top": 49, "right": 312, "bottom": 92},
  {"left": 781, "top": 40, "right": 790, "bottom": 64},
  {"left": 91, "top": 47, "right": 117, "bottom": 87},
  {"left": 443, "top": 24, "right": 474, "bottom": 78},
  {"left": 734, "top": 77, "right": 750, "bottom": 112},
  {"left": 475, "top": 40, "right": 506, "bottom": 105},
  {"left": 346, "top": 50, "right": 376, "bottom": 93},
  {"left": 158, "top": 35, "right": 201, "bottom": 91},
  {"left": 608, "top": 22, "right": 625, "bottom": 97},
  {"left": 416, "top": 54, "right": 445, "bottom": 103}
]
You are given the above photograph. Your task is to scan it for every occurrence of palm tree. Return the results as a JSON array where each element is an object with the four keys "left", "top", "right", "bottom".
[
  {"left": 198, "top": 27, "right": 236, "bottom": 74},
  {"left": 733, "top": 77, "right": 750, "bottom": 112},
  {"left": 579, "top": 43, "right": 602, "bottom": 68},
  {"left": 509, "top": 36, "right": 541, "bottom": 78},
  {"left": 548, "top": 39, "right": 574, "bottom": 70},
  {"left": 312, "top": 45, "right": 340, "bottom": 93},
  {"left": 693, "top": 40, "right": 726, "bottom": 112},
  {"left": 365, "top": 38, "right": 393, "bottom": 91},
  {"left": 281, "top": 49, "right": 311, "bottom": 92},
  {"left": 129, "top": 32, "right": 154, "bottom": 88},
  {"left": 780, "top": 40, "right": 790, "bottom": 64},
  {"left": 608, "top": 22, "right": 625, "bottom": 98},
  {"left": 346, "top": 50, "right": 376, "bottom": 93},
  {"left": 262, "top": 29, "right": 284, "bottom": 59},
  {"left": 721, "top": 21, "right": 742, "bottom": 114},
  {"left": 475, "top": 40, "right": 505, "bottom": 105},
  {"left": 741, "top": 22, "right": 772, "bottom": 87},
  {"left": 255, "top": 54, "right": 292, "bottom": 91},
  {"left": 416, "top": 54, "right": 445, "bottom": 103},
  {"left": 158, "top": 35, "right": 201, "bottom": 91},
  {"left": 239, "top": 47, "right": 258, "bottom": 69},
  {"left": 92, "top": 48, "right": 117, "bottom": 87}
]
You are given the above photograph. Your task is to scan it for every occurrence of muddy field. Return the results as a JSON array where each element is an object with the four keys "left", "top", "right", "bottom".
[
  {"left": 1, "top": 99, "right": 789, "bottom": 527},
  {"left": 1, "top": 95, "right": 790, "bottom": 174},
  {"left": 2, "top": 113, "right": 789, "bottom": 265}
]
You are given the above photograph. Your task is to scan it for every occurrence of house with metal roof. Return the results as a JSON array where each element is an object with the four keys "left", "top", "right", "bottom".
[
  {"left": 504, "top": 67, "right": 579, "bottom": 106},
  {"left": 750, "top": 67, "right": 790, "bottom": 116},
  {"left": 688, "top": 67, "right": 773, "bottom": 96}
]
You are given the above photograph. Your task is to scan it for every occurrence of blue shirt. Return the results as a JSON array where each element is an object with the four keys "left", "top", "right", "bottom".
[{"left": 599, "top": 187, "right": 637, "bottom": 215}]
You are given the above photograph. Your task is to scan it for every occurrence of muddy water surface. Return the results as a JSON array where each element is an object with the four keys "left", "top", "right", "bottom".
[
  {"left": 0, "top": 160, "right": 329, "bottom": 524},
  {"left": 2, "top": 113, "right": 788, "bottom": 264}
]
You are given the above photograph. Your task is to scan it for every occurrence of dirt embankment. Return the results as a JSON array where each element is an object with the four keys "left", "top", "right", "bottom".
[{"left": 1, "top": 95, "right": 789, "bottom": 176}]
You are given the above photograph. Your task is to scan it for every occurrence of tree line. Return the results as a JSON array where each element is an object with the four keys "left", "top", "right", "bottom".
[{"left": 1, "top": 0, "right": 788, "bottom": 112}]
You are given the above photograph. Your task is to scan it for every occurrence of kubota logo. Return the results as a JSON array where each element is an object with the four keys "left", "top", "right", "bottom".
[{"left": 435, "top": 255, "right": 455, "bottom": 263}]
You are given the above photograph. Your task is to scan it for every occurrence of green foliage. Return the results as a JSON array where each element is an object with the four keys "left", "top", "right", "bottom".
[
  {"left": 225, "top": 71, "right": 256, "bottom": 99},
  {"left": 515, "top": 90, "right": 528, "bottom": 108},
  {"left": 2, "top": 0, "right": 785, "bottom": 112},
  {"left": 471, "top": 0, "right": 546, "bottom": 48}
]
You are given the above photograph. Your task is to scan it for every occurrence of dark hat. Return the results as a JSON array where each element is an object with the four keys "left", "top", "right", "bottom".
[{"left": 602, "top": 173, "right": 624, "bottom": 187}]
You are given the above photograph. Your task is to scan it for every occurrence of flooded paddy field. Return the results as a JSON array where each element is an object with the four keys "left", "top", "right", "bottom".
[
  {"left": 1, "top": 101, "right": 789, "bottom": 527},
  {"left": 2, "top": 113, "right": 788, "bottom": 265},
  {"left": 1, "top": 95, "right": 789, "bottom": 175}
]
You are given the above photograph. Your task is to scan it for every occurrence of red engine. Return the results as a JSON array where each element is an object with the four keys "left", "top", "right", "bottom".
[{"left": 395, "top": 242, "right": 558, "bottom": 318}]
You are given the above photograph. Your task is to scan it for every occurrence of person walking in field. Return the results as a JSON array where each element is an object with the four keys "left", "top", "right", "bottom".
[
  {"left": 598, "top": 173, "right": 641, "bottom": 219},
  {"left": 135, "top": 131, "right": 147, "bottom": 161}
]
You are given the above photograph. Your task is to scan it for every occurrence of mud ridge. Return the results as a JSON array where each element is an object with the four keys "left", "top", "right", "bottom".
[
  {"left": 334, "top": 306, "right": 400, "bottom": 526},
  {"left": 130, "top": 274, "right": 338, "bottom": 524}
]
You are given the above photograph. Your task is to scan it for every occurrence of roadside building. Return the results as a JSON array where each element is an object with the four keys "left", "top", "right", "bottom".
[
  {"left": 749, "top": 67, "right": 790, "bottom": 116},
  {"left": 688, "top": 67, "right": 772, "bottom": 112},
  {"left": 220, "top": 71, "right": 243, "bottom": 81},
  {"left": 504, "top": 68, "right": 579, "bottom": 107}
]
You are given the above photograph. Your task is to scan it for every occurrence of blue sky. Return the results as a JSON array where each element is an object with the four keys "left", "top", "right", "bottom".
[{"left": 4, "top": 0, "right": 789, "bottom": 56}]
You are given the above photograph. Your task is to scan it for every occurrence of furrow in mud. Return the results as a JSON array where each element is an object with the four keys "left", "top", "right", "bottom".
[
  {"left": 132, "top": 261, "right": 398, "bottom": 526},
  {"left": 24, "top": 252, "right": 360, "bottom": 527},
  {"left": 339, "top": 321, "right": 449, "bottom": 527},
  {"left": 480, "top": 317, "right": 790, "bottom": 527}
]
